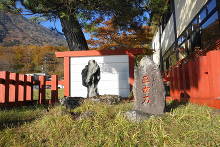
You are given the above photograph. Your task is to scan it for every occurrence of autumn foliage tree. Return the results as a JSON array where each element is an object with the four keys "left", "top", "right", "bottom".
[
  {"left": 86, "top": 17, "right": 154, "bottom": 55},
  {"left": 0, "top": 45, "right": 67, "bottom": 77},
  {"left": 16, "top": 0, "right": 147, "bottom": 51}
]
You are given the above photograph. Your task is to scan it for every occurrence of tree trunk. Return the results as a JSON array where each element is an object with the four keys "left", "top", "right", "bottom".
[{"left": 60, "top": 15, "right": 88, "bottom": 51}]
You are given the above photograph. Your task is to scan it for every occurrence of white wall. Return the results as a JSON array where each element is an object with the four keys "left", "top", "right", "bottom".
[
  {"left": 174, "top": 0, "right": 208, "bottom": 37},
  {"left": 151, "top": 0, "right": 208, "bottom": 59},
  {"left": 152, "top": 31, "right": 160, "bottom": 65},
  {"left": 70, "top": 55, "right": 130, "bottom": 97},
  {"left": 161, "top": 14, "right": 175, "bottom": 55}
]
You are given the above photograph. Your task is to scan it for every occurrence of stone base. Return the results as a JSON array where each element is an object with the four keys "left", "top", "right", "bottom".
[
  {"left": 59, "top": 97, "right": 84, "bottom": 110},
  {"left": 89, "top": 95, "right": 122, "bottom": 105},
  {"left": 124, "top": 110, "right": 153, "bottom": 122}
]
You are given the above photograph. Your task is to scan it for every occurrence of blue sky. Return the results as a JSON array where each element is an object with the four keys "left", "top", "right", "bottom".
[
  {"left": 16, "top": 1, "right": 150, "bottom": 41},
  {"left": 16, "top": 1, "right": 91, "bottom": 39}
]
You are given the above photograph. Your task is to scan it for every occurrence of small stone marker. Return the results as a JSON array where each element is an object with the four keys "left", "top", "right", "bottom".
[
  {"left": 125, "top": 56, "right": 165, "bottom": 121},
  {"left": 134, "top": 56, "right": 165, "bottom": 114}
]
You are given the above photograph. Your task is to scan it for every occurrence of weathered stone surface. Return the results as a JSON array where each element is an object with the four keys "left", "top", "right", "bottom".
[
  {"left": 124, "top": 110, "right": 152, "bottom": 122},
  {"left": 89, "top": 95, "right": 122, "bottom": 105},
  {"left": 133, "top": 56, "right": 165, "bottom": 115},
  {"left": 81, "top": 60, "right": 100, "bottom": 98},
  {"left": 124, "top": 56, "right": 165, "bottom": 122},
  {"left": 59, "top": 97, "right": 84, "bottom": 110}
]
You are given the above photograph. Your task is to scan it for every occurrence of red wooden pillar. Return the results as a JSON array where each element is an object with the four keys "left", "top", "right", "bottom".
[
  {"left": 169, "top": 68, "right": 175, "bottom": 99},
  {"left": 51, "top": 75, "right": 58, "bottom": 103},
  {"left": 0, "top": 71, "right": 9, "bottom": 103},
  {"left": 64, "top": 57, "right": 70, "bottom": 97},
  {"left": 179, "top": 62, "right": 188, "bottom": 102},
  {"left": 183, "top": 62, "right": 190, "bottom": 96},
  {"left": 26, "top": 76, "right": 33, "bottom": 101},
  {"left": 39, "top": 76, "right": 46, "bottom": 104},
  {"left": 181, "top": 63, "right": 187, "bottom": 92},
  {"left": 9, "top": 73, "right": 18, "bottom": 102},
  {"left": 176, "top": 65, "right": 182, "bottom": 101},
  {"left": 187, "top": 60, "right": 196, "bottom": 100},
  {"left": 173, "top": 67, "right": 179, "bottom": 99},
  {"left": 18, "top": 74, "right": 27, "bottom": 102},
  {"left": 194, "top": 58, "right": 200, "bottom": 99},
  {"left": 129, "top": 54, "right": 135, "bottom": 91}
]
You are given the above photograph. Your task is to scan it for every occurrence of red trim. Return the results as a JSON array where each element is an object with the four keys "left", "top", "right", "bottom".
[
  {"left": 26, "top": 75, "right": 33, "bottom": 101},
  {"left": 56, "top": 49, "right": 145, "bottom": 58},
  {"left": 0, "top": 71, "right": 9, "bottom": 103},
  {"left": 64, "top": 57, "right": 70, "bottom": 96},
  {"left": 46, "top": 80, "right": 64, "bottom": 86},
  {"left": 58, "top": 80, "right": 64, "bottom": 85},
  {"left": 18, "top": 74, "right": 26, "bottom": 102},
  {"left": 51, "top": 75, "right": 58, "bottom": 103},
  {"left": 56, "top": 49, "right": 146, "bottom": 97},
  {"left": 128, "top": 54, "right": 135, "bottom": 90},
  {"left": 9, "top": 73, "right": 18, "bottom": 102},
  {"left": 39, "top": 76, "right": 46, "bottom": 104}
]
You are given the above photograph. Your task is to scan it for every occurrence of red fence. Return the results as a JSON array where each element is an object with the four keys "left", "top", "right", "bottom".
[
  {"left": 164, "top": 49, "right": 220, "bottom": 109},
  {"left": 0, "top": 71, "right": 63, "bottom": 107}
]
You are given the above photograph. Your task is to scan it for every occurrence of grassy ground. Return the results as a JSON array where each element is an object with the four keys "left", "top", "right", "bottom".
[
  {"left": 33, "top": 88, "right": 64, "bottom": 100},
  {"left": 0, "top": 99, "right": 220, "bottom": 147}
]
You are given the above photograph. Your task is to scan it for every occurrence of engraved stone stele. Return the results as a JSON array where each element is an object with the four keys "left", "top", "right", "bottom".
[
  {"left": 125, "top": 56, "right": 165, "bottom": 121},
  {"left": 81, "top": 60, "right": 101, "bottom": 98}
]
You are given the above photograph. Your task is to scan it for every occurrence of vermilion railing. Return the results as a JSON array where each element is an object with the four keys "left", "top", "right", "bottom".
[
  {"left": 0, "top": 71, "right": 63, "bottom": 107},
  {"left": 163, "top": 40, "right": 220, "bottom": 109}
]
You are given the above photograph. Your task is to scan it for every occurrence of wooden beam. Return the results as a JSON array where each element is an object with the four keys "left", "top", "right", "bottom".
[{"left": 56, "top": 48, "right": 146, "bottom": 58}]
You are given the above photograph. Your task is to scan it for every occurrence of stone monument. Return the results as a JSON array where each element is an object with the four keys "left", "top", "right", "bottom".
[
  {"left": 81, "top": 60, "right": 101, "bottom": 98},
  {"left": 125, "top": 56, "right": 165, "bottom": 121}
]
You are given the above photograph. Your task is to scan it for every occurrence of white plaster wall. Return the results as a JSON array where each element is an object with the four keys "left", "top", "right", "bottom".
[
  {"left": 152, "top": 31, "right": 160, "bottom": 65},
  {"left": 70, "top": 55, "right": 130, "bottom": 97},
  {"left": 175, "top": 0, "right": 208, "bottom": 37},
  {"left": 161, "top": 14, "right": 175, "bottom": 55}
]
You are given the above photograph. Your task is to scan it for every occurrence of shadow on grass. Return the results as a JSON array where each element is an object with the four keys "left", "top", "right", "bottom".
[
  {"left": 0, "top": 118, "right": 37, "bottom": 131},
  {"left": 165, "top": 91, "right": 191, "bottom": 112},
  {"left": 165, "top": 100, "right": 189, "bottom": 112},
  {"left": 0, "top": 105, "right": 46, "bottom": 131}
]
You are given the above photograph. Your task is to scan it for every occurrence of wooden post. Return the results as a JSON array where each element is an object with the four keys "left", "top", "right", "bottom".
[
  {"left": 129, "top": 54, "right": 135, "bottom": 91},
  {"left": 26, "top": 76, "right": 33, "bottom": 101},
  {"left": 18, "top": 74, "right": 27, "bottom": 102},
  {"left": 39, "top": 76, "right": 46, "bottom": 104},
  {"left": 9, "top": 73, "right": 18, "bottom": 102},
  {"left": 0, "top": 71, "right": 9, "bottom": 103},
  {"left": 64, "top": 57, "right": 70, "bottom": 97},
  {"left": 51, "top": 75, "right": 58, "bottom": 104}
]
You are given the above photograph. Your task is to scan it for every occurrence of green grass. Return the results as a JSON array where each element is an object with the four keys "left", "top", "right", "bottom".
[
  {"left": 33, "top": 88, "right": 64, "bottom": 100},
  {"left": 0, "top": 100, "right": 220, "bottom": 147}
]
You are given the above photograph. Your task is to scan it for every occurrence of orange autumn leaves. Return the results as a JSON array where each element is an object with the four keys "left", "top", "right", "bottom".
[
  {"left": 86, "top": 18, "right": 154, "bottom": 55},
  {"left": 0, "top": 45, "right": 67, "bottom": 76}
]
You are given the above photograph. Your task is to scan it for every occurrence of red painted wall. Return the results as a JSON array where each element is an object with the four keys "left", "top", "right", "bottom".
[{"left": 166, "top": 49, "right": 220, "bottom": 109}]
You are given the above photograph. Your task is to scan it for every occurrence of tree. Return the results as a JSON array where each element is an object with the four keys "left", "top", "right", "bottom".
[
  {"left": 17, "top": 0, "right": 147, "bottom": 51},
  {"left": 86, "top": 17, "right": 153, "bottom": 54},
  {"left": 1, "top": 0, "right": 166, "bottom": 51},
  {"left": 0, "top": 45, "right": 67, "bottom": 76},
  {"left": 0, "top": 0, "right": 16, "bottom": 12},
  {"left": 146, "top": 0, "right": 168, "bottom": 25}
]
